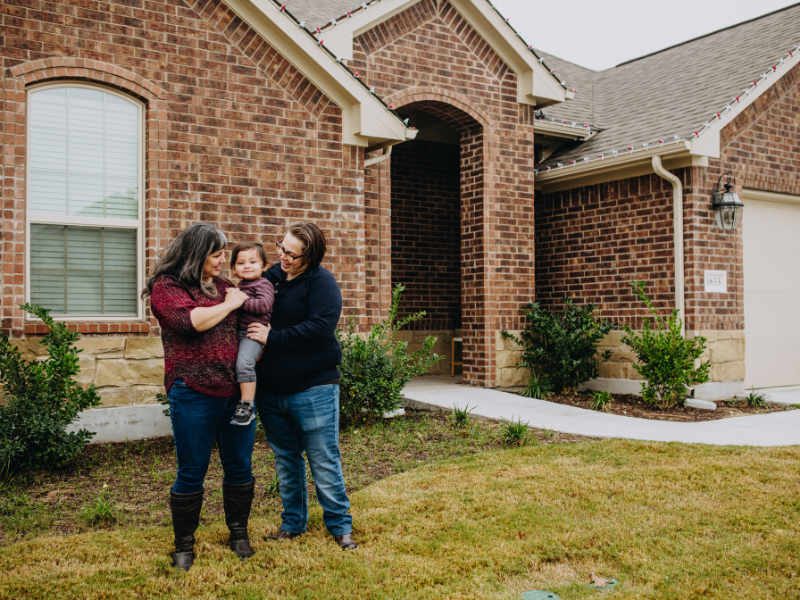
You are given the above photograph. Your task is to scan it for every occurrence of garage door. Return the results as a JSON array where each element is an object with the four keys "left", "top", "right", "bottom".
[{"left": 743, "top": 195, "right": 800, "bottom": 388}]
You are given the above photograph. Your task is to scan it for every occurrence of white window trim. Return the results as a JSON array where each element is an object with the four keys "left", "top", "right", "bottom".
[{"left": 25, "top": 81, "right": 145, "bottom": 321}]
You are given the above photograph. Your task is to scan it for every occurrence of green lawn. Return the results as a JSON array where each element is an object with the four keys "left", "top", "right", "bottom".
[{"left": 2, "top": 439, "right": 798, "bottom": 599}]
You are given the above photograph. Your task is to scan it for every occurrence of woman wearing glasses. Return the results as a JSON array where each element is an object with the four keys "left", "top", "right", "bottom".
[{"left": 246, "top": 221, "right": 357, "bottom": 550}]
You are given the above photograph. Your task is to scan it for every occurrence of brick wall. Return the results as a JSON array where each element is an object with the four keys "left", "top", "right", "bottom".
[
  {"left": 390, "top": 139, "right": 461, "bottom": 330},
  {"left": 0, "top": 0, "right": 363, "bottom": 402},
  {"left": 536, "top": 173, "right": 679, "bottom": 327},
  {"left": 355, "top": 0, "right": 537, "bottom": 385}
]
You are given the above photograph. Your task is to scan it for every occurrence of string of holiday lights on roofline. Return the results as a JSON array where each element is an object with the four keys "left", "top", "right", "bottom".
[
  {"left": 270, "top": 0, "right": 412, "bottom": 129},
  {"left": 310, "top": 0, "right": 575, "bottom": 93},
  {"left": 534, "top": 40, "right": 800, "bottom": 175}
]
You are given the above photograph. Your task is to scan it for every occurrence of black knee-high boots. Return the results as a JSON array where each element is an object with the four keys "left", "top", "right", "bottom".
[
  {"left": 169, "top": 489, "right": 204, "bottom": 571},
  {"left": 223, "top": 480, "right": 256, "bottom": 560}
]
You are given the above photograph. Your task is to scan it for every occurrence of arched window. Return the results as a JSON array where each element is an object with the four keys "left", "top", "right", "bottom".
[{"left": 26, "top": 84, "right": 143, "bottom": 318}]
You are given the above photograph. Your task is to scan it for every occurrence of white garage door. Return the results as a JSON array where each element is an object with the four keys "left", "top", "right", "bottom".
[{"left": 743, "top": 196, "right": 800, "bottom": 388}]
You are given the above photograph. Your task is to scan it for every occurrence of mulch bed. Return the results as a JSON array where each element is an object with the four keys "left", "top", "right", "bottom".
[{"left": 537, "top": 392, "right": 792, "bottom": 422}]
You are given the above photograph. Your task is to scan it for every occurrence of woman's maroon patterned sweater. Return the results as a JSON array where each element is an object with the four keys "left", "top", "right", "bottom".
[{"left": 150, "top": 275, "right": 239, "bottom": 398}]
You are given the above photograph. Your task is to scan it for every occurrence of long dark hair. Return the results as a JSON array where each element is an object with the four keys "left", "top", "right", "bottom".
[{"left": 142, "top": 223, "right": 228, "bottom": 299}]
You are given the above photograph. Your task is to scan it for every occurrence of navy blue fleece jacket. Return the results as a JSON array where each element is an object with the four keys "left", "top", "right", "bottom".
[{"left": 255, "top": 262, "right": 342, "bottom": 395}]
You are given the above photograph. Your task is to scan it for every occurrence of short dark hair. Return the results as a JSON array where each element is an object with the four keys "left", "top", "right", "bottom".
[
  {"left": 287, "top": 221, "right": 327, "bottom": 269},
  {"left": 230, "top": 242, "right": 268, "bottom": 270}
]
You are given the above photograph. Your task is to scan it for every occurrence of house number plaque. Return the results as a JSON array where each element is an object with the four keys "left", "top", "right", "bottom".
[{"left": 704, "top": 270, "right": 727, "bottom": 293}]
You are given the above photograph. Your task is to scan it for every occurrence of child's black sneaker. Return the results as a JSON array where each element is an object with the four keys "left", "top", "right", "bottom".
[{"left": 230, "top": 402, "right": 255, "bottom": 426}]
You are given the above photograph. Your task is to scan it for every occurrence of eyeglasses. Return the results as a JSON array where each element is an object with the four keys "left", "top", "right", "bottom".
[{"left": 275, "top": 241, "right": 304, "bottom": 262}]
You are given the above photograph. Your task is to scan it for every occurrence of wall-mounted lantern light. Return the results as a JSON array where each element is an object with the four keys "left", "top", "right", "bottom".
[{"left": 712, "top": 173, "right": 744, "bottom": 231}]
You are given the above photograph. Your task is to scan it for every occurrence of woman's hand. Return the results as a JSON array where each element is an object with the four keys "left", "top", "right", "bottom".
[
  {"left": 224, "top": 287, "right": 249, "bottom": 309},
  {"left": 189, "top": 288, "right": 248, "bottom": 332},
  {"left": 247, "top": 322, "right": 271, "bottom": 345}
]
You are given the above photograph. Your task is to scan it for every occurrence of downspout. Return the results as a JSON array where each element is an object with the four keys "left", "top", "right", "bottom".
[
  {"left": 651, "top": 156, "right": 685, "bottom": 337},
  {"left": 364, "top": 145, "right": 392, "bottom": 167}
]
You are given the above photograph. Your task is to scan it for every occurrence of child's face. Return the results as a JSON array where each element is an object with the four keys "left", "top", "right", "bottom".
[{"left": 234, "top": 248, "right": 265, "bottom": 280}]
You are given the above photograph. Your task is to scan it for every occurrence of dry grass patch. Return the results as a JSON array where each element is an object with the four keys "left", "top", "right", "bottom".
[{"left": 1, "top": 440, "right": 799, "bottom": 599}]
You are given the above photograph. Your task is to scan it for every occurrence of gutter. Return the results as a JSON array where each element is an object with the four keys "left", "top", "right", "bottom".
[
  {"left": 364, "top": 145, "right": 392, "bottom": 167},
  {"left": 651, "top": 156, "right": 685, "bottom": 337}
]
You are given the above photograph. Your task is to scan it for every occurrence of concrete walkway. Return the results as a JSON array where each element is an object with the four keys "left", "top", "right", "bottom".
[{"left": 402, "top": 377, "right": 800, "bottom": 447}]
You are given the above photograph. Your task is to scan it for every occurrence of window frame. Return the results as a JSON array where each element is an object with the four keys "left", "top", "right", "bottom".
[{"left": 24, "top": 82, "right": 145, "bottom": 321}]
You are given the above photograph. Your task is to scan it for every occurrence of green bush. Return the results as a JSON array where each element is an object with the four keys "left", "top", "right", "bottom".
[
  {"left": 337, "top": 284, "right": 443, "bottom": 424},
  {"left": 502, "top": 298, "right": 615, "bottom": 394},
  {"left": 621, "top": 282, "right": 710, "bottom": 409},
  {"left": 0, "top": 304, "right": 102, "bottom": 477}
]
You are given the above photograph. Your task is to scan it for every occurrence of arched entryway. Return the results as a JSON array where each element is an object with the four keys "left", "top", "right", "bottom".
[{"left": 367, "top": 96, "right": 488, "bottom": 384}]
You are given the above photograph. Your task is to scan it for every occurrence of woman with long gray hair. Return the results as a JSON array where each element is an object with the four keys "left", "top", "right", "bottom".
[{"left": 143, "top": 222, "right": 256, "bottom": 571}]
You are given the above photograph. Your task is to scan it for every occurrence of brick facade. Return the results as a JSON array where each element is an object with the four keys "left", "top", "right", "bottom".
[
  {"left": 4, "top": 0, "right": 794, "bottom": 404},
  {"left": 1, "top": 0, "right": 363, "bottom": 402},
  {"left": 355, "top": 0, "right": 537, "bottom": 385},
  {"left": 536, "top": 61, "right": 800, "bottom": 333}
]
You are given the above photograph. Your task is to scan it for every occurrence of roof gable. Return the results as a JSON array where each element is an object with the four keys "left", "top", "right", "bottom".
[
  {"left": 281, "top": 0, "right": 574, "bottom": 107},
  {"left": 226, "top": 0, "right": 417, "bottom": 148}
]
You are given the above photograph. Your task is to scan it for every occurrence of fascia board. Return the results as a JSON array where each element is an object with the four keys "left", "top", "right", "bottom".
[
  {"left": 689, "top": 48, "right": 800, "bottom": 159},
  {"left": 320, "top": 0, "right": 419, "bottom": 60},
  {"left": 227, "top": 0, "right": 408, "bottom": 146},
  {"left": 535, "top": 120, "right": 595, "bottom": 141},
  {"left": 535, "top": 141, "right": 693, "bottom": 188}
]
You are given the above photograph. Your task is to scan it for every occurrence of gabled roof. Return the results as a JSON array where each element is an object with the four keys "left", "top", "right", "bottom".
[
  {"left": 226, "top": 0, "right": 417, "bottom": 148},
  {"left": 536, "top": 3, "right": 800, "bottom": 189},
  {"left": 281, "top": 0, "right": 574, "bottom": 107}
]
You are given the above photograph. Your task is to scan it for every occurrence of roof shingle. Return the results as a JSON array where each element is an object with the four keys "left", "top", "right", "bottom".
[{"left": 540, "top": 3, "right": 800, "bottom": 168}]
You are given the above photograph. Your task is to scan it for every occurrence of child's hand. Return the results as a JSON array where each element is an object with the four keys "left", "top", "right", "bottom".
[
  {"left": 247, "top": 322, "right": 271, "bottom": 345},
  {"left": 224, "top": 287, "right": 249, "bottom": 309}
]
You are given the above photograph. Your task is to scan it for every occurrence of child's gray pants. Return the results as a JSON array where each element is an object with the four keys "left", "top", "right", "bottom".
[{"left": 236, "top": 330, "right": 263, "bottom": 383}]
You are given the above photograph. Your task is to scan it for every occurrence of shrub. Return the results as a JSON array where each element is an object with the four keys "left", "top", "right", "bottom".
[
  {"left": 502, "top": 298, "right": 615, "bottom": 394},
  {"left": 621, "top": 282, "right": 710, "bottom": 409},
  {"left": 337, "top": 284, "right": 443, "bottom": 424},
  {"left": 0, "top": 304, "right": 102, "bottom": 477},
  {"left": 589, "top": 391, "right": 613, "bottom": 411},
  {"left": 520, "top": 373, "right": 552, "bottom": 399},
  {"left": 744, "top": 387, "right": 767, "bottom": 408}
]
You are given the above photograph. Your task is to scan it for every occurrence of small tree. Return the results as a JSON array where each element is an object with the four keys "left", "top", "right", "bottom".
[
  {"left": 337, "top": 285, "right": 443, "bottom": 424},
  {"left": 502, "top": 298, "right": 615, "bottom": 394},
  {"left": 0, "top": 304, "right": 102, "bottom": 477},
  {"left": 621, "top": 281, "right": 710, "bottom": 409}
]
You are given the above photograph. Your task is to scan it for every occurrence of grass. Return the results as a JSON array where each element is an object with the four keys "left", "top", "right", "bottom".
[
  {"left": 744, "top": 387, "right": 767, "bottom": 408},
  {"left": 1, "top": 410, "right": 580, "bottom": 544},
  {"left": 500, "top": 417, "right": 530, "bottom": 447},
  {"left": 0, "top": 440, "right": 798, "bottom": 599},
  {"left": 520, "top": 373, "right": 552, "bottom": 399},
  {"left": 452, "top": 404, "right": 474, "bottom": 427},
  {"left": 589, "top": 391, "right": 613, "bottom": 411}
]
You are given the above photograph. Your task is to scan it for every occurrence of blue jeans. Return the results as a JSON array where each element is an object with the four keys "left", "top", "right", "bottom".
[
  {"left": 168, "top": 379, "right": 255, "bottom": 495},
  {"left": 256, "top": 384, "right": 352, "bottom": 536}
]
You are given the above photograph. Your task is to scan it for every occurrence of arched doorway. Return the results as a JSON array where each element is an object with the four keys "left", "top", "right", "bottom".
[{"left": 387, "top": 99, "right": 486, "bottom": 383}]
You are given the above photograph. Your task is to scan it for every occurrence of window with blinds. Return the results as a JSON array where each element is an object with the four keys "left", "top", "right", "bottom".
[{"left": 27, "top": 85, "right": 142, "bottom": 318}]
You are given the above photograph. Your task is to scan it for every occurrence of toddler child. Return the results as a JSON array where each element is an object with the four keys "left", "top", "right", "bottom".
[{"left": 230, "top": 242, "right": 274, "bottom": 426}]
